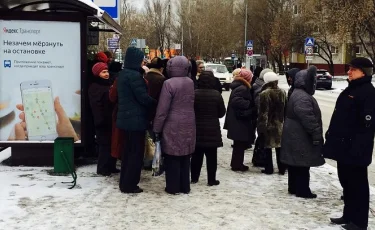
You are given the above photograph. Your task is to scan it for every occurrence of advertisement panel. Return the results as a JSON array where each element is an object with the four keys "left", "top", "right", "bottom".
[{"left": 0, "top": 20, "right": 81, "bottom": 143}]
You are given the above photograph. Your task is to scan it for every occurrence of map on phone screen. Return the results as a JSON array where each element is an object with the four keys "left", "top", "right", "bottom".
[{"left": 22, "top": 87, "right": 57, "bottom": 137}]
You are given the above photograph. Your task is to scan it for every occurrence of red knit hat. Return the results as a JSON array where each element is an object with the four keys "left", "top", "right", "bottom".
[
  {"left": 92, "top": 62, "right": 108, "bottom": 77},
  {"left": 96, "top": 52, "right": 108, "bottom": 63},
  {"left": 239, "top": 69, "right": 253, "bottom": 83}
]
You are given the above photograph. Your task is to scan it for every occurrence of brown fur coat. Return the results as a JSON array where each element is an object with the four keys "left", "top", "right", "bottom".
[{"left": 257, "top": 81, "right": 287, "bottom": 148}]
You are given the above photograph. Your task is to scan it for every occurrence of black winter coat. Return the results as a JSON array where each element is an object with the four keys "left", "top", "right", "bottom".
[
  {"left": 323, "top": 75, "right": 375, "bottom": 166},
  {"left": 116, "top": 48, "right": 156, "bottom": 131},
  {"left": 224, "top": 77, "right": 255, "bottom": 142},
  {"left": 281, "top": 66, "right": 325, "bottom": 167},
  {"left": 195, "top": 73, "right": 226, "bottom": 148},
  {"left": 88, "top": 77, "right": 113, "bottom": 145}
]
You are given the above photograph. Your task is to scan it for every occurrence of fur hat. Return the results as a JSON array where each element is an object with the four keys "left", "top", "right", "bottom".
[
  {"left": 167, "top": 56, "right": 190, "bottom": 78},
  {"left": 239, "top": 69, "right": 253, "bottom": 83},
  {"left": 348, "top": 57, "right": 374, "bottom": 76},
  {"left": 148, "top": 57, "right": 164, "bottom": 69},
  {"left": 92, "top": 62, "right": 108, "bottom": 77},
  {"left": 264, "top": 72, "right": 279, "bottom": 83},
  {"left": 259, "top": 68, "right": 273, "bottom": 80},
  {"left": 96, "top": 52, "right": 108, "bottom": 63}
]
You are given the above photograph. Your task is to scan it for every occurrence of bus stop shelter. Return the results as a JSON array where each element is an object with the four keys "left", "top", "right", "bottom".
[{"left": 0, "top": 0, "right": 122, "bottom": 166}]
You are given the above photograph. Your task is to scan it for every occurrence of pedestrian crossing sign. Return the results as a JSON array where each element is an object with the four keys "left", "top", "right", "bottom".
[
  {"left": 246, "top": 40, "right": 253, "bottom": 47},
  {"left": 305, "top": 37, "right": 315, "bottom": 46},
  {"left": 130, "top": 38, "right": 137, "bottom": 46}
]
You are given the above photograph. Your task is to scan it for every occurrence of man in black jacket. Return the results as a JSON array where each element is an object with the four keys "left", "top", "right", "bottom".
[{"left": 323, "top": 57, "right": 375, "bottom": 230}]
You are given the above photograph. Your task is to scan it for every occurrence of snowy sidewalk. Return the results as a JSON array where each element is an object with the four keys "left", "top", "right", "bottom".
[{"left": 1, "top": 122, "right": 375, "bottom": 229}]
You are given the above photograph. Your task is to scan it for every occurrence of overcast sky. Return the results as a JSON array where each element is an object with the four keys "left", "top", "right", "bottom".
[{"left": 130, "top": 0, "right": 145, "bottom": 10}]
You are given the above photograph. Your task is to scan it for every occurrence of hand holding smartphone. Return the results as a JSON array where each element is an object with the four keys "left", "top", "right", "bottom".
[{"left": 20, "top": 80, "right": 58, "bottom": 141}]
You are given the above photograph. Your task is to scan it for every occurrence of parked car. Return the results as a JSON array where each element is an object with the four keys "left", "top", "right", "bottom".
[
  {"left": 204, "top": 63, "right": 233, "bottom": 91},
  {"left": 316, "top": 69, "right": 332, "bottom": 89}
]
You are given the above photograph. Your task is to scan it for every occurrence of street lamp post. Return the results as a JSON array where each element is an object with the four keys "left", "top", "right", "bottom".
[{"left": 244, "top": 0, "right": 248, "bottom": 61}]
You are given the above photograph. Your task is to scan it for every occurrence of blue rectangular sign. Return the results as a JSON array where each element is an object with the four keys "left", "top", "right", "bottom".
[
  {"left": 92, "top": 0, "right": 119, "bottom": 20},
  {"left": 305, "top": 37, "right": 315, "bottom": 46},
  {"left": 246, "top": 40, "right": 253, "bottom": 47}
]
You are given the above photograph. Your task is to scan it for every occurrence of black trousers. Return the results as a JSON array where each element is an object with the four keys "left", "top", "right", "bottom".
[
  {"left": 191, "top": 147, "right": 218, "bottom": 183},
  {"left": 288, "top": 166, "right": 312, "bottom": 196},
  {"left": 264, "top": 148, "right": 286, "bottom": 173},
  {"left": 231, "top": 141, "right": 248, "bottom": 168},
  {"left": 338, "top": 163, "right": 369, "bottom": 228},
  {"left": 164, "top": 154, "right": 191, "bottom": 194},
  {"left": 119, "top": 130, "right": 146, "bottom": 192},
  {"left": 97, "top": 143, "right": 117, "bottom": 174}
]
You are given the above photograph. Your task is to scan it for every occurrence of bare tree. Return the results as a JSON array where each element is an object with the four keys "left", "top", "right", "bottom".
[{"left": 145, "top": 0, "right": 172, "bottom": 56}]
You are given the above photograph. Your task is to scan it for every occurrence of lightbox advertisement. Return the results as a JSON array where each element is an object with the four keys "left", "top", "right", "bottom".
[{"left": 0, "top": 20, "right": 81, "bottom": 143}]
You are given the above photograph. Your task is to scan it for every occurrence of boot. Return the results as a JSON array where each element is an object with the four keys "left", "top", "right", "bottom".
[
  {"left": 341, "top": 223, "right": 367, "bottom": 230},
  {"left": 330, "top": 217, "right": 349, "bottom": 225}
]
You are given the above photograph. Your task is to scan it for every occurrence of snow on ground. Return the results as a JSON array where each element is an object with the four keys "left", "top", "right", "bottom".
[{"left": 1, "top": 121, "right": 375, "bottom": 230}]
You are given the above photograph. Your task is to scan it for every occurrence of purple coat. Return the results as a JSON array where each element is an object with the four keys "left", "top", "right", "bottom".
[{"left": 153, "top": 76, "right": 196, "bottom": 156}]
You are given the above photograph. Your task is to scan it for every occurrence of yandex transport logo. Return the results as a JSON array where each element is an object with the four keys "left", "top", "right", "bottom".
[
  {"left": 3, "top": 27, "right": 19, "bottom": 34},
  {"left": 2, "top": 27, "right": 40, "bottom": 34}
]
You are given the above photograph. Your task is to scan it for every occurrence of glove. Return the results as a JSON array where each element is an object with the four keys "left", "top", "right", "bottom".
[{"left": 154, "top": 133, "right": 161, "bottom": 142}]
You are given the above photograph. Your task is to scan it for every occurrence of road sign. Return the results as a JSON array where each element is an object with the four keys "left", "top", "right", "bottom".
[
  {"left": 107, "top": 38, "right": 119, "bottom": 49},
  {"left": 246, "top": 40, "right": 254, "bottom": 57},
  {"left": 92, "top": 0, "right": 120, "bottom": 20},
  {"left": 130, "top": 38, "right": 137, "bottom": 47},
  {"left": 305, "top": 37, "right": 315, "bottom": 46},
  {"left": 246, "top": 40, "right": 253, "bottom": 47},
  {"left": 306, "top": 47, "right": 313, "bottom": 55}
]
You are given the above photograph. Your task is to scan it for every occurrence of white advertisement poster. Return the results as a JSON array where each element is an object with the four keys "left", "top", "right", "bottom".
[{"left": 0, "top": 20, "right": 81, "bottom": 143}]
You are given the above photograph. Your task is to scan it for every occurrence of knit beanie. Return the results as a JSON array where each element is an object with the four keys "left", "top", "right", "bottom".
[
  {"left": 92, "top": 62, "right": 108, "bottom": 77},
  {"left": 239, "top": 69, "right": 253, "bottom": 83},
  {"left": 96, "top": 52, "right": 108, "bottom": 63},
  {"left": 263, "top": 72, "right": 279, "bottom": 83}
]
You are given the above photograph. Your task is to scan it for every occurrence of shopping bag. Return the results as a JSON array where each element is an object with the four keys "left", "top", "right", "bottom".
[{"left": 152, "top": 141, "right": 164, "bottom": 176}]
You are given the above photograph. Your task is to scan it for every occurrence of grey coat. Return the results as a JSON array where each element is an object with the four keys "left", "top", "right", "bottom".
[{"left": 280, "top": 66, "right": 325, "bottom": 167}]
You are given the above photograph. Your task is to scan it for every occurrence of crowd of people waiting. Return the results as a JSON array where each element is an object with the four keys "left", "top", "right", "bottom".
[{"left": 87, "top": 46, "right": 375, "bottom": 230}]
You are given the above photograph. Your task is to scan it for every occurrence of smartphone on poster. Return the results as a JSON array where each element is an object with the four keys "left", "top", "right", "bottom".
[{"left": 20, "top": 80, "right": 58, "bottom": 141}]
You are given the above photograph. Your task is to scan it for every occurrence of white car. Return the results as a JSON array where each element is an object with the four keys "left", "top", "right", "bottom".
[{"left": 204, "top": 63, "right": 233, "bottom": 91}]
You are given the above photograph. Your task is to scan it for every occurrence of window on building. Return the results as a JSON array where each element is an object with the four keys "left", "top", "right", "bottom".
[
  {"left": 355, "top": 45, "right": 361, "bottom": 54},
  {"left": 313, "top": 45, "right": 319, "bottom": 54},
  {"left": 293, "top": 5, "right": 298, "bottom": 15},
  {"left": 330, "top": 46, "right": 338, "bottom": 54},
  {"left": 313, "top": 25, "right": 320, "bottom": 33}
]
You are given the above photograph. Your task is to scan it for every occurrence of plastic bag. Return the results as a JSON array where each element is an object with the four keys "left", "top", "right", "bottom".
[
  {"left": 152, "top": 141, "right": 164, "bottom": 176},
  {"left": 144, "top": 132, "right": 155, "bottom": 168}
]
